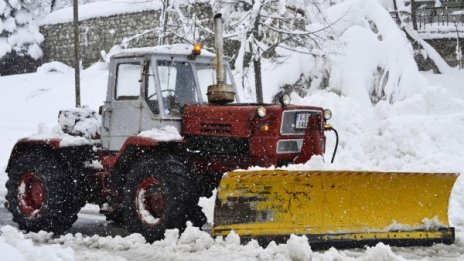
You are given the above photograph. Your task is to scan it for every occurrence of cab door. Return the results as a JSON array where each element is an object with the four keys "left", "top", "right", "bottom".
[{"left": 101, "top": 57, "right": 144, "bottom": 151}]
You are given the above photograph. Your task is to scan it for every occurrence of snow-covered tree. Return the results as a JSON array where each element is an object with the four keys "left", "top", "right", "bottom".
[
  {"left": 216, "top": 0, "right": 335, "bottom": 102},
  {"left": 0, "top": 0, "right": 45, "bottom": 59}
]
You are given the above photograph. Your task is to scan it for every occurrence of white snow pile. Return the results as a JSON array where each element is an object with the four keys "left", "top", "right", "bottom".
[
  {"left": 21, "top": 223, "right": 412, "bottom": 260},
  {"left": 0, "top": 170, "right": 7, "bottom": 199},
  {"left": 28, "top": 122, "right": 92, "bottom": 147},
  {"left": 325, "top": 0, "right": 426, "bottom": 105},
  {"left": 245, "top": 0, "right": 427, "bottom": 106},
  {"left": 198, "top": 189, "right": 217, "bottom": 224},
  {"left": 138, "top": 126, "right": 183, "bottom": 141},
  {"left": 0, "top": 226, "right": 73, "bottom": 261},
  {"left": 58, "top": 107, "right": 101, "bottom": 139},
  {"left": 36, "top": 62, "right": 72, "bottom": 74}
]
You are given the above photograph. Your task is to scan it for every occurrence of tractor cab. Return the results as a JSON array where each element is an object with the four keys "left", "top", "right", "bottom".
[{"left": 100, "top": 45, "right": 238, "bottom": 150}]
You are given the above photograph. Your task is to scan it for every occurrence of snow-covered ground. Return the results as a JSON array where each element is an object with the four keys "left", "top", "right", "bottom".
[{"left": 1, "top": 61, "right": 464, "bottom": 260}]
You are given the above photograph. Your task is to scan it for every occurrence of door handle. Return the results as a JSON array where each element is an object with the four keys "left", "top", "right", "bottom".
[{"left": 102, "top": 107, "right": 112, "bottom": 131}]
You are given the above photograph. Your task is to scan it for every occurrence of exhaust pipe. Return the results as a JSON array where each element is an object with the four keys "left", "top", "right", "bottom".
[
  {"left": 215, "top": 13, "right": 225, "bottom": 84},
  {"left": 207, "top": 13, "right": 235, "bottom": 104}
]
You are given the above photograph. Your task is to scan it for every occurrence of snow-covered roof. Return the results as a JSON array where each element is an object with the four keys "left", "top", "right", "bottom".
[
  {"left": 38, "top": 0, "right": 163, "bottom": 25},
  {"left": 110, "top": 44, "right": 216, "bottom": 59}
]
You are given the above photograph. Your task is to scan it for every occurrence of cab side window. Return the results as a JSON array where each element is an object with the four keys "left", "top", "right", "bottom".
[{"left": 115, "top": 62, "right": 141, "bottom": 100}]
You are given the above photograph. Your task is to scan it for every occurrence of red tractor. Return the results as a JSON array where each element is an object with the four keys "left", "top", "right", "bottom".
[
  {"left": 5, "top": 15, "right": 457, "bottom": 248},
  {"left": 4, "top": 14, "right": 332, "bottom": 242}
]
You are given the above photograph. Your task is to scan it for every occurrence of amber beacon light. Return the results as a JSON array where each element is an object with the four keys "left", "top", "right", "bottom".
[{"left": 192, "top": 43, "right": 202, "bottom": 56}]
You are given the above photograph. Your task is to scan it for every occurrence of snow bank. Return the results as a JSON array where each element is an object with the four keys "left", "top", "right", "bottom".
[
  {"left": 327, "top": 0, "right": 425, "bottom": 105},
  {"left": 20, "top": 223, "right": 414, "bottom": 260},
  {"left": 0, "top": 62, "right": 107, "bottom": 167},
  {"left": 36, "top": 62, "right": 72, "bottom": 74},
  {"left": 248, "top": 0, "right": 426, "bottom": 106},
  {"left": 289, "top": 86, "right": 464, "bottom": 173},
  {"left": 0, "top": 226, "right": 73, "bottom": 261}
]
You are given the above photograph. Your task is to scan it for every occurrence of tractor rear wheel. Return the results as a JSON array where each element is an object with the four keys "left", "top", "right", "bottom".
[
  {"left": 122, "top": 155, "right": 202, "bottom": 242},
  {"left": 5, "top": 150, "right": 83, "bottom": 234}
]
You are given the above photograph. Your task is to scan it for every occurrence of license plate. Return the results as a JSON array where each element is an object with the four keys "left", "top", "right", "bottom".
[{"left": 295, "top": 113, "right": 311, "bottom": 129}]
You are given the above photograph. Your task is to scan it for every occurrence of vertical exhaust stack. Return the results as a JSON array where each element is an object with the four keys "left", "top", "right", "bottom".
[{"left": 207, "top": 13, "right": 235, "bottom": 104}]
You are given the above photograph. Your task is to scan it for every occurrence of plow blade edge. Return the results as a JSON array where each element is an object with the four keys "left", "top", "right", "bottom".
[{"left": 212, "top": 170, "right": 457, "bottom": 249}]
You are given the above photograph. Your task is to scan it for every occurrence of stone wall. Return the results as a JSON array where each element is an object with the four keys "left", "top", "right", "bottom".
[
  {"left": 40, "top": 10, "right": 161, "bottom": 67},
  {"left": 35, "top": 6, "right": 464, "bottom": 72},
  {"left": 39, "top": 4, "right": 239, "bottom": 68}
]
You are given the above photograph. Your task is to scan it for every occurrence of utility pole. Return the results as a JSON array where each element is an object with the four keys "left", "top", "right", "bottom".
[
  {"left": 252, "top": 0, "right": 263, "bottom": 104},
  {"left": 411, "top": 0, "right": 418, "bottom": 30},
  {"left": 73, "top": 0, "right": 81, "bottom": 107}
]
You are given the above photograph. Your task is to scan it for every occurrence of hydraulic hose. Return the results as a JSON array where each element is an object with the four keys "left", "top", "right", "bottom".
[{"left": 325, "top": 126, "right": 338, "bottom": 163}]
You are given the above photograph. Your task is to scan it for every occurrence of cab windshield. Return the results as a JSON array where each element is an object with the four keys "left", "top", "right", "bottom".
[{"left": 145, "top": 59, "right": 235, "bottom": 116}]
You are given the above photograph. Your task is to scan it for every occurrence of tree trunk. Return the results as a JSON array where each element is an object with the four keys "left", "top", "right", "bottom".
[
  {"left": 159, "top": 0, "right": 169, "bottom": 45},
  {"left": 392, "top": 0, "right": 400, "bottom": 24},
  {"left": 51, "top": 0, "right": 57, "bottom": 11}
]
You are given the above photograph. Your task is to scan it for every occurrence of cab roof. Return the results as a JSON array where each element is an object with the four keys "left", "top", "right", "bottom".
[{"left": 110, "top": 44, "right": 216, "bottom": 59}]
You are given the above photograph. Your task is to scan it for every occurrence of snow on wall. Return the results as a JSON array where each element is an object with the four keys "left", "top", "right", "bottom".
[
  {"left": 39, "top": 9, "right": 162, "bottom": 67},
  {"left": 37, "top": 2, "right": 226, "bottom": 67},
  {"left": 38, "top": 0, "right": 163, "bottom": 25}
]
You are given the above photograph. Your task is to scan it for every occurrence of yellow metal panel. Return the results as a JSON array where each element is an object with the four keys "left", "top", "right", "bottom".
[{"left": 213, "top": 170, "right": 457, "bottom": 238}]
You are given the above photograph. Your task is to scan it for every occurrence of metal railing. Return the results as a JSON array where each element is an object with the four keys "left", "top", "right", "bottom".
[{"left": 415, "top": 7, "right": 464, "bottom": 30}]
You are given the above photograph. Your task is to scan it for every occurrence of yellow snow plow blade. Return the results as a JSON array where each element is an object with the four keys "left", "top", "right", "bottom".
[{"left": 212, "top": 170, "right": 457, "bottom": 248}]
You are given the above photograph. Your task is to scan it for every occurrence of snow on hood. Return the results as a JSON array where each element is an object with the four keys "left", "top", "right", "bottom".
[
  {"left": 138, "top": 126, "right": 183, "bottom": 141},
  {"left": 28, "top": 123, "right": 92, "bottom": 147}
]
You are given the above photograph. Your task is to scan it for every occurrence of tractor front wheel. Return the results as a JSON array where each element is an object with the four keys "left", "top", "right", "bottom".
[{"left": 123, "top": 155, "right": 197, "bottom": 242}]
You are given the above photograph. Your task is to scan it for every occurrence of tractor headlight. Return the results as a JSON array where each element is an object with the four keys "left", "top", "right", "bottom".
[
  {"left": 279, "top": 94, "right": 291, "bottom": 106},
  {"left": 257, "top": 106, "right": 267, "bottom": 118},
  {"left": 323, "top": 109, "right": 332, "bottom": 120}
]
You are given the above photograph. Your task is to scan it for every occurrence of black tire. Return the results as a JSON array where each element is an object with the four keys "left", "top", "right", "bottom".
[
  {"left": 122, "top": 155, "right": 204, "bottom": 242},
  {"left": 5, "top": 150, "right": 84, "bottom": 234}
]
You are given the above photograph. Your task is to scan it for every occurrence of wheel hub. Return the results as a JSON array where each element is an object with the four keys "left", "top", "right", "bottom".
[
  {"left": 17, "top": 172, "right": 45, "bottom": 217},
  {"left": 136, "top": 177, "right": 166, "bottom": 227}
]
